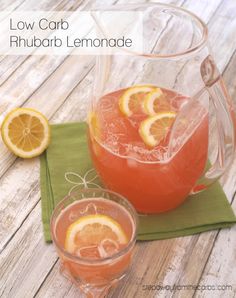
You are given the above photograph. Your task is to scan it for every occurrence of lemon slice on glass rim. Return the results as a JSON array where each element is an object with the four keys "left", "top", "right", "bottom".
[
  {"left": 1, "top": 108, "right": 50, "bottom": 158},
  {"left": 65, "top": 214, "right": 128, "bottom": 256},
  {"left": 119, "top": 85, "right": 156, "bottom": 117},
  {"left": 139, "top": 112, "right": 176, "bottom": 147}
]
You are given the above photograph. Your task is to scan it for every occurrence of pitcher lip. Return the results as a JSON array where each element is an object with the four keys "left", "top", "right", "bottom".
[{"left": 92, "top": 2, "right": 208, "bottom": 59}]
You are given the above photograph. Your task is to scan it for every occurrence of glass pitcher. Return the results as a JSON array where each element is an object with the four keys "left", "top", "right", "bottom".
[{"left": 87, "top": 3, "right": 235, "bottom": 214}]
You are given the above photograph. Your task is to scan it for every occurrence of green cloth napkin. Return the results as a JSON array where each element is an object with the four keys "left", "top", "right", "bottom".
[{"left": 40, "top": 122, "right": 236, "bottom": 242}]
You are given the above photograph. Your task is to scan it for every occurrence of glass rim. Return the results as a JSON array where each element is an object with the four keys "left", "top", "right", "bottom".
[
  {"left": 91, "top": 2, "right": 208, "bottom": 59},
  {"left": 50, "top": 187, "right": 138, "bottom": 265}
]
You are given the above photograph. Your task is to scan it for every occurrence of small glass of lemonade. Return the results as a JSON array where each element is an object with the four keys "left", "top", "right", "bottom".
[{"left": 50, "top": 188, "right": 138, "bottom": 297}]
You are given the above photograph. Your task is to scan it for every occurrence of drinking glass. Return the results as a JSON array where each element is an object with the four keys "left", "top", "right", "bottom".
[
  {"left": 88, "top": 3, "right": 235, "bottom": 214},
  {"left": 51, "top": 188, "right": 138, "bottom": 297}
]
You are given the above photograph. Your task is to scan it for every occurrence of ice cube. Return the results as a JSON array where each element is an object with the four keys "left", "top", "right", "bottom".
[
  {"left": 98, "top": 238, "right": 119, "bottom": 258},
  {"left": 75, "top": 245, "right": 100, "bottom": 259}
]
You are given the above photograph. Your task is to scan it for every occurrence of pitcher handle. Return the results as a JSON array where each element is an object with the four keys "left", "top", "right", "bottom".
[{"left": 192, "top": 55, "right": 235, "bottom": 193}]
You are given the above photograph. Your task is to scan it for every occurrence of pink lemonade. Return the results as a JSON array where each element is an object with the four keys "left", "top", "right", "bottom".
[
  {"left": 88, "top": 86, "right": 209, "bottom": 213},
  {"left": 52, "top": 196, "right": 136, "bottom": 285}
]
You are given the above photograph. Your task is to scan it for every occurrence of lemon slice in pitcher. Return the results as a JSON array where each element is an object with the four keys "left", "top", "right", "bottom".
[
  {"left": 119, "top": 85, "right": 156, "bottom": 117},
  {"left": 139, "top": 112, "right": 176, "bottom": 147},
  {"left": 1, "top": 108, "right": 50, "bottom": 158},
  {"left": 88, "top": 111, "right": 101, "bottom": 139},
  {"left": 143, "top": 88, "right": 171, "bottom": 115}
]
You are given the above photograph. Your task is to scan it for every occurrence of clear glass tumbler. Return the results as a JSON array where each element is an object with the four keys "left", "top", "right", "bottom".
[{"left": 51, "top": 188, "right": 138, "bottom": 297}]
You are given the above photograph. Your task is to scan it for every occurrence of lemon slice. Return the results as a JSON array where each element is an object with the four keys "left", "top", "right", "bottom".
[
  {"left": 119, "top": 85, "right": 156, "bottom": 117},
  {"left": 65, "top": 214, "right": 128, "bottom": 255},
  {"left": 143, "top": 88, "right": 171, "bottom": 115},
  {"left": 88, "top": 111, "right": 101, "bottom": 139},
  {"left": 139, "top": 112, "right": 176, "bottom": 147},
  {"left": 1, "top": 108, "right": 50, "bottom": 158}
]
